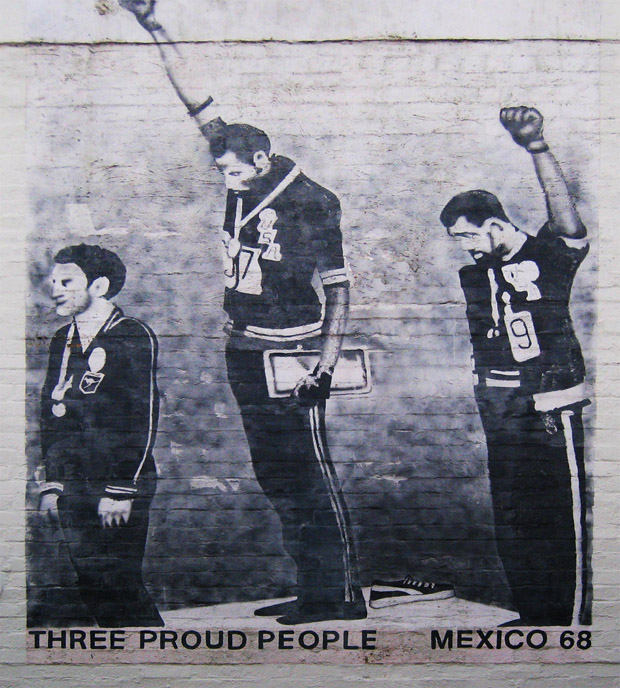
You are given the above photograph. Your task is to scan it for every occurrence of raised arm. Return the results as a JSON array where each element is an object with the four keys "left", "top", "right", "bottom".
[
  {"left": 119, "top": 0, "right": 223, "bottom": 132},
  {"left": 500, "top": 106, "right": 586, "bottom": 239}
]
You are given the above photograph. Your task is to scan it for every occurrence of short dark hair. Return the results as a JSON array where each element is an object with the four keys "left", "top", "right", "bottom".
[
  {"left": 54, "top": 244, "right": 126, "bottom": 298},
  {"left": 205, "top": 121, "right": 271, "bottom": 164},
  {"left": 440, "top": 190, "right": 510, "bottom": 229}
]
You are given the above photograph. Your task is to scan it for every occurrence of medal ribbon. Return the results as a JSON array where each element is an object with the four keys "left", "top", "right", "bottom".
[
  {"left": 51, "top": 322, "right": 75, "bottom": 403},
  {"left": 232, "top": 165, "right": 301, "bottom": 243},
  {"left": 487, "top": 268, "right": 501, "bottom": 338}
]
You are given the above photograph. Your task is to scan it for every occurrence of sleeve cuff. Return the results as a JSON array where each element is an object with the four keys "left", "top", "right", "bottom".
[
  {"left": 105, "top": 485, "right": 138, "bottom": 499},
  {"left": 187, "top": 96, "right": 214, "bottom": 118},
  {"left": 39, "top": 482, "right": 64, "bottom": 496},
  {"left": 319, "top": 267, "right": 349, "bottom": 286},
  {"left": 538, "top": 222, "right": 589, "bottom": 251},
  {"left": 559, "top": 235, "right": 589, "bottom": 250}
]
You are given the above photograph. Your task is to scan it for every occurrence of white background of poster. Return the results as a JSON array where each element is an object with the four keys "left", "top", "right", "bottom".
[{"left": 1, "top": 0, "right": 619, "bottom": 684}]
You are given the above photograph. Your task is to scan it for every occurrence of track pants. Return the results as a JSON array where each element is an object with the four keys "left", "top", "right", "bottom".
[
  {"left": 475, "top": 386, "right": 591, "bottom": 626},
  {"left": 226, "top": 342, "right": 362, "bottom": 606},
  {"left": 57, "top": 480, "right": 163, "bottom": 628}
]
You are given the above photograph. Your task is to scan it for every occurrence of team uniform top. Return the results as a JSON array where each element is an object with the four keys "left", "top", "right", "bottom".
[
  {"left": 40, "top": 307, "right": 159, "bottom": 499},
  {"left": 221, "top": 155, "right": 348, "bottom": 341},
  {"left": 459, "top": 223, "right": 589, "bottom": 409}
]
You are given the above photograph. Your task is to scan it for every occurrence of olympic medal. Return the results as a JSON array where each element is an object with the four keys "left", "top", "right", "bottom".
[
  {"left": 88, "top": 347, "right": 106, "bottom": 373},
  {"left": 52, "top": 403, "right": 66, "bottom": 418},
  {"left": 227, "top": 237, "right": 241, "bottom": 258}
]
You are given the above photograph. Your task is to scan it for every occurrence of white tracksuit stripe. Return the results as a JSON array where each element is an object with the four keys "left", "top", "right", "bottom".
[
  {"left": 132, "top": 322, "right": 156, "bottom": 483},
  {"left": 561, "top": 410, "right": 584, "bottom": 625},
  {"left": 108, "top": 316, "right": 157, "bottom": 485},
  {"left": 309, "top": 405, "right": 354, "bottom": 602}
]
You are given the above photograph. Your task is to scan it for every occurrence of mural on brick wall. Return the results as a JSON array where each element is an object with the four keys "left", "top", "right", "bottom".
[{"left": 25, "top": 0, "right": 597, "bottom": 663}]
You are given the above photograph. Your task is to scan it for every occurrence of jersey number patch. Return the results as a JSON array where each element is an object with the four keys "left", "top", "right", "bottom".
[{"left": 503, "top": 293, "right": 541, "bottom": 362}]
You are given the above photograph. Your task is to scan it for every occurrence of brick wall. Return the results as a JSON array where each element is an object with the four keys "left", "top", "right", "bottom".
[
  {"left": 24, "top": 39, "right": 599, "bottom": 616},
  {"left": 0, "top": 5, "right": 618, "bottom": 685}
]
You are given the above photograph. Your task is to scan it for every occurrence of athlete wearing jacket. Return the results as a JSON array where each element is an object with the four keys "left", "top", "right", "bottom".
[{"left": 38, "top": 244, "right": 163, "bottom": 627}]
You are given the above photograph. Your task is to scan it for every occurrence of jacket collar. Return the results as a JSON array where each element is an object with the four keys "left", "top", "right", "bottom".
[{"left": 73, "top": 304, "right": 122, "bottom": 353}]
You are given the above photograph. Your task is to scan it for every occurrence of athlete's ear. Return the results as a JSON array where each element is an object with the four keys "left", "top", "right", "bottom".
[
  {"left": 253, "top": 150, "right": 270, "bottom": 171},
  {"left": 89, "top": 276, "right": 110, "bottom": 299}
]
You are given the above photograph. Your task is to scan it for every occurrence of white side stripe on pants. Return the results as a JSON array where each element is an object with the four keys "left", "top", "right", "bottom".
[
  {"left": 309, "top": 405, "right": 354, "bottom": 602},
  {"left": 561, "top": 410, "right": 584, "bottom": 625}
]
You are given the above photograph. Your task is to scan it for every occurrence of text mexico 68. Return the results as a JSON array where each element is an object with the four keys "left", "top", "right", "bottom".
[{"left": 430, "top": 629, "right": 592, "bottom": 651}]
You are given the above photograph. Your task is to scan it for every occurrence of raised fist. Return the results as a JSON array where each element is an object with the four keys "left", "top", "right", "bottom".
[
  {"left": 118, "top": 0, "right": 159, "bottom": 29},
  {"left": 500, "top": 106, "right": 548, "bottom": 152}
]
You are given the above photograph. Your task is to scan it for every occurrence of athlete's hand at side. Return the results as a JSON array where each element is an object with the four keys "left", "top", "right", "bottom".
[
  {"left": 293, "top": 369, "right": 333, "bottom": 405},
  {"left": 500, "top": 106, "right": 548, "bottom": 153},
  {"left": 39, "top": 492, "right": 59, "bottom": 524},
  {"left": 98, "top": 497, "right": 133, "bottom": 527}
]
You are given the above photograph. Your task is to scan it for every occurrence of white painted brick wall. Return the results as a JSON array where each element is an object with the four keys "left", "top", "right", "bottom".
[{"left": 0, "top": 1, "right": 619, "bottom": 685}]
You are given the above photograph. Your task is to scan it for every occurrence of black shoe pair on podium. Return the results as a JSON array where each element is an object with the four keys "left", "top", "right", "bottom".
[{"left": 254, "top": 597, "right": 367, "bottom": 625}]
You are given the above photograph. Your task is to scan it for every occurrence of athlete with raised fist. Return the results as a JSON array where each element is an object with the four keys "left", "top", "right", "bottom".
[
  {"left": 439, "top": 107, "right": 591, "bottom": 626},
  {"left": 116, "top": 0, "right": 367, "bottom": 625}
]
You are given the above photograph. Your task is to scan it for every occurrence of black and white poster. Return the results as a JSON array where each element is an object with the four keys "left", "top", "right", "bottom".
[{"left": 12, "top": 0, "right": 611, "bottom": 666}]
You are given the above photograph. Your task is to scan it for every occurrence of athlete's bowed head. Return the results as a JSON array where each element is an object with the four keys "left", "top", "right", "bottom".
[
  {"left": 440, "top": 190, "right": 517, "bottom": 261},
  {"left": 210, "top": 123, "right": 273, "bottom": 192}
]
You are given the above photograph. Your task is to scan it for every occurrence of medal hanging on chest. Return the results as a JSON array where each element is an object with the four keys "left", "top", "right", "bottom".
[
  {"left": 52, "top": 402, "right": 66, "bottom": 417},
  {"left": 224, "top": 166, "right": 301, "bottom": 296},
  {"left": 50, "top": 322, "right": 75, "bottom": 418},
  {"left": 227, "top": 236, "right": 241, "bottom": 258}
]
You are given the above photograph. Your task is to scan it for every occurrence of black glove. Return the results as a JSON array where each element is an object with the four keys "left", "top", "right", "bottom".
[
  {"left": 118, "top": 0, "right": 161, "bottom": 31},
  {"left": 500, "top": 106, "right": 548, "bottom": 153},
  {"left": 293, "top": 368, "right": 333, "bottom": 405}
]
